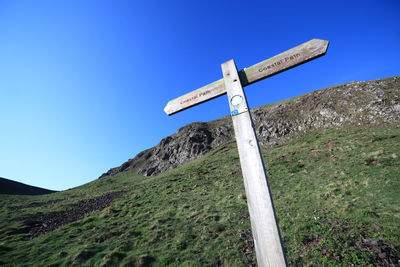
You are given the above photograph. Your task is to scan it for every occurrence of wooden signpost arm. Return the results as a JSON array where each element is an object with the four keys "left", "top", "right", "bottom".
[
  {"left": 222, "top": 59, "right": 287, "bottom": 267},
  {"left": 164, "top": 39, "right": 329, "bottom": 115}
]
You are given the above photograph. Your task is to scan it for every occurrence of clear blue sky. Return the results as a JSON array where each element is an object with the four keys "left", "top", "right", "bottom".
[{"left": 1, "top": 0, "right": 399, "bottom": 190}]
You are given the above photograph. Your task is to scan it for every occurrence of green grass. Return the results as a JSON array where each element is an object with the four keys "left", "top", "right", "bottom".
[{"left": 0, "top": 124, "right": 399, "bottom": 266}]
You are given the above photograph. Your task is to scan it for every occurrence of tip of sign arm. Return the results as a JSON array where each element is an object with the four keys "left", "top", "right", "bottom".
[{"left": 164, "top": 38, "right": 329, "bottom": 116}]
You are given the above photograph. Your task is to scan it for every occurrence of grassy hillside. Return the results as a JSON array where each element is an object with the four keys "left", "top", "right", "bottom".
[
  {"left": 0, "top": 177, "right": 55, "bottom": 196},
  {"left": 0, "top": 123, "right": 399, "bottom": 266}
]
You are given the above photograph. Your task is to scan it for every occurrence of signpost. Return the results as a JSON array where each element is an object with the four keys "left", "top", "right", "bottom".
[{"left": 164, "top": 39, "right": 329, "bottom": 266}]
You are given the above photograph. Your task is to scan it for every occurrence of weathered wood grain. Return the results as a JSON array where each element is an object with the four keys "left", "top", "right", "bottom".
[
  {"left": 222, "top": 59, "right": 287, "bottom": 267},
  {"left": 164, "top": 39, "right": 329, "bottom": 115}
]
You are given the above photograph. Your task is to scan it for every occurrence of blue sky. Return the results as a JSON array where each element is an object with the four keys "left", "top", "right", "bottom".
[{"left": 0, "top": 0, "right": 399, "bottom": 190}]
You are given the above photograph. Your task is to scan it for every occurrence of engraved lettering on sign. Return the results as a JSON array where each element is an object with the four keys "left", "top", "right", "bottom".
[
  {"left": 180, "top": 90, "right": 212, "bottom": 105},
  {"left": 199, "top": 90, "right": 211, "bottom": 97},
  {"left": 284, "top": 53, "right": 301, "bottom": 62},
  {"left": 258, "top": 53, "right": 301, "bottom": 72},
  {"left": 180, "top": 95, "right": 198, "bottom": 105}
]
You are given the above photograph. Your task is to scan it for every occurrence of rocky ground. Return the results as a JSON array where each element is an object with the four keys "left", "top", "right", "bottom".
[{"left": 12, "top": 191, "right": 125, "bottom": 239}]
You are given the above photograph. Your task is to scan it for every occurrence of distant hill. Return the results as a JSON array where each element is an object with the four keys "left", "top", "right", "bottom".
[{"left": 0, "top": 177, "right": 55, "bottom": 195}]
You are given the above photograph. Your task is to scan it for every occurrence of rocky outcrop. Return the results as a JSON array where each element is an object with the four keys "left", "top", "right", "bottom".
[
  {"left": 99, "top": 75, "right": 400, "bottom": 178},
  {"left": 99, "top": 121, "right": 233, "bottom": 177},
  {"left": 252, "top": 76, "right": 400, "bottom": 146}
]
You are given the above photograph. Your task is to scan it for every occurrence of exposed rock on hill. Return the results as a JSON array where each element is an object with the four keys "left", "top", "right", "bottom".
[
  {"left": 13, "top": 191, "right": 125, "bottom": 239},
  {"left": 100, "top": 121, "right": 233, "bottom": 177},
  {"left": 99, "top": 75, "right": 399, "bottom": 178}
]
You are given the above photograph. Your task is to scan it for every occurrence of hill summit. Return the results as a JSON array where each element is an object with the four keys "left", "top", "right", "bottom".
[{"left": 100, "top": 75, "right": 400, "bottom": 178}]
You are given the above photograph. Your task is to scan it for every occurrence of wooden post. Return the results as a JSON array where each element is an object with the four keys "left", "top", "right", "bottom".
[{"left": 222, "top": 59, "right": 287, "bottom": 267}]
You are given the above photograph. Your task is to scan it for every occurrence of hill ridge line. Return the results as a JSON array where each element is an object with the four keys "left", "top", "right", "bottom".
[
  {"left": 99, "top": 75, "right": 400, "bottom": 179},
  {"left": 0, "top": 177, "right": 56, "bottom": 195}
]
